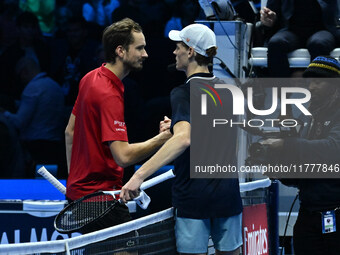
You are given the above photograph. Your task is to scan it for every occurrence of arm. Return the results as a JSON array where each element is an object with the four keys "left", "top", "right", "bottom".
[
  {"left": 65, "top": 113, "right": 75, "bottom": 173},
  {"left": 262, "top": 118, "right": 340, "bottom": 164},
  {"left": 5, "top": 87, "right": 38, "bottom": 131},
  {"left": 109, "top": 128, "right": 172, "bottom": 168},
  {"left": 120, "top": 121, "right": 190, "bottom": 202}
]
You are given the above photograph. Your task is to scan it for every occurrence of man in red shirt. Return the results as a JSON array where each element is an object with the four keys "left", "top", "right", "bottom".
[{"left": 65, "top": 18, "right": 171, "bottom": 203}]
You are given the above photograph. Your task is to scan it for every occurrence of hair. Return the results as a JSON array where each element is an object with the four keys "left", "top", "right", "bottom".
[
  {"left": 181, "top": 42, "right": 217, "bottom": 66},
  {"left": 102, "top": 18, "right": 143, "bottom": 64}
]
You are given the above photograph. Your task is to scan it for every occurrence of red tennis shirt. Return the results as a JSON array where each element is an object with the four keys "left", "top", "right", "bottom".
[{"left": 66, "top": 64, "right": 128, "bottom": 201}]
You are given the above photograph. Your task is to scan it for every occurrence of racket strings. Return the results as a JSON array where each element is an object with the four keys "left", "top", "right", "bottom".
[{"left": 56, "top": 193, "right": 116, "bottom": 232}]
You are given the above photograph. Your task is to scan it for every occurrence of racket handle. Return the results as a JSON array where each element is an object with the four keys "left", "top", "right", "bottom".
[
  {"left": 109, "top": 169, "right": 175, "bottom": 196},
  {"left": 140, "top": 169, "right": 175, "bottom": 190},
  {"left": 37, "top": 166, "right": 66, "bottom": 195}
]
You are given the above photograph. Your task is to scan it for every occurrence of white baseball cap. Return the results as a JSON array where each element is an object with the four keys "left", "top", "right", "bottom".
[{"left": 168, "top": 24, "right": 216, "bottom": 57}]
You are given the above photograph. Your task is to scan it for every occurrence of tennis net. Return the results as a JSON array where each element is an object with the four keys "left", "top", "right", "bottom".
[
  {"left": 0, "top": 179, "right": 271, "bottom": 255},
  {"left": 0, "top": 208, "right": 176, "bottom": 255}
]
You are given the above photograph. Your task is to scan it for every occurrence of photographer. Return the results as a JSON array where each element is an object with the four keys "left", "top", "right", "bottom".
[{"left": 262, "top": 56, "right": 340, "bottom": 254}]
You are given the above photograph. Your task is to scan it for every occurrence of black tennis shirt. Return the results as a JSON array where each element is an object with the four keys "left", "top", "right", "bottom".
[{"left": 170, "top": 73, "right": 243, "bottom": 219}]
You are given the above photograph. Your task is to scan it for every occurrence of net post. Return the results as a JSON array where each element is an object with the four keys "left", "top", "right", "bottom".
[{"left": 268, "top": 180, "right": 279, "bottom": 255}]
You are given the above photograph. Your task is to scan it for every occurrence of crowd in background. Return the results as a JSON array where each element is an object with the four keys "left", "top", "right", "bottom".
[
  {"left": 4, "top": 0, "right": 335, "bottom": 180},
  {"left": 0, "top": 0, "right": 205, "bottom": 179}
]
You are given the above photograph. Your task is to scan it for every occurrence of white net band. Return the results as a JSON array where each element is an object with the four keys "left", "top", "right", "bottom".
[
  {"left": 240, "top": 178, "right": 271, "bottom": 192},
  {"left": 0, "top": 208, "right": 174, "bottom": 254}
]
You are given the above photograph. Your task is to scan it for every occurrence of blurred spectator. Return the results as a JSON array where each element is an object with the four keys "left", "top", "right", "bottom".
[
  {"left": 164, "top": 0, "right": 200, "bottom": 37},
  {"left": 3, "top": 57, "right": 66, "bottom": 178},
  {"left": 0, "top": 11, "right": 50, "bottom": 101},
  {"left": 261, "top": 0, "right": 340, "bottom": 77},
  {"left": 54, "top": 0, "right": 73, "bottom": 38},
  {"left": 19, "top": 0, "right": 56, "bottom": 36},
  {"left": 0, "top": 113, "right": 27, "bottom": 178},
  {"left": 82, "top": 0, "right": 120, "bottom": 27},
  {"left": 49, "top": 16, "right": 100, "bottom": 106},
  {"left": 262, "top": 56, "right": 340, "bottom": 254}
]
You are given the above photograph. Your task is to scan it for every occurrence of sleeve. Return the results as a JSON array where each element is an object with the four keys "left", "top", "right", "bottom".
[
  {"left": 170, "top": 86, "right": 190, "bottom": 133},
  {"left": 100, "top": 95, "right": 128, "bottom": 143},
  {"left": 282, "top": 118, "right": 340, "bottom": 164},
  {"left": 71, "top": 95, "right": 79, "bottom": 116},
  {"left": 5, "top": 84, "right": 39, "bottom": 130},
  {"left": 72, "top": 76, "right": 84, "bottom": 116}
]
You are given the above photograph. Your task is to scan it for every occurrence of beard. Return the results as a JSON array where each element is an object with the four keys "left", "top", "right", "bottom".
[{"left": 124, "top": 59, "right": 144, "bottom": 72}]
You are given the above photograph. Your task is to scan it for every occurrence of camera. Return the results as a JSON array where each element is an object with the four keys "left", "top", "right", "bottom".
[{"left": 244, "top": 123, "right": 303, "bottom": 165}]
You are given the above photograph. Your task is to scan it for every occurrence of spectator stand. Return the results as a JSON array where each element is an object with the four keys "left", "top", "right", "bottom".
[{"left": 247, "top": 0, "right": 340, "bottom": 76}]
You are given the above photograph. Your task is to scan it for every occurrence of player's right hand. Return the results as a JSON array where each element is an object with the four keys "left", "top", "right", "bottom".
[
  {"left": 159, "top": 116, "right": 171, "bottom": 133},
  {"left": 120, "top": 175, "right": 143, "bottom": 203}
]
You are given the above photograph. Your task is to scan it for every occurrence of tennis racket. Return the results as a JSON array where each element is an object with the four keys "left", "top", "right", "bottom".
[
  {"left": 37, "top": 166, "right": 66, "bottom": 195},
  {"left": 54, "top": 169, "right": 175, "bottom": 234}
]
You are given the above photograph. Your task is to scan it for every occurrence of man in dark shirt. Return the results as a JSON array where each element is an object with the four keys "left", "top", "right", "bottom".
[
  {"left": 263, "top": 56, "right": 340, "bottom": 254},
  {"left": 121, "top": 24, "right": 243, "bottom": 255},
  {"left": 261, "top": 0, "right": 339, "bottom": 77},
  {"left": 3, "top": 57, "right": 66, "bottom": 177}
]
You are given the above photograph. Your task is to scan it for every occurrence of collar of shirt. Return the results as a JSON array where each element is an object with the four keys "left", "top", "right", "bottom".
[
  {"left": 100, "top": 63, "right": 124, "bottom": 95},
  {"left": 185, "top": 72, "right": 215, "bottom": 84},
  {"left": 30, "top": 72, "right": 47, "bottom": 83}
]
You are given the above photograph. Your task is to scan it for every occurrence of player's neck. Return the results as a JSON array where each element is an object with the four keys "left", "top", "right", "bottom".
[
  {"left": 105, "top": 62, "right": 130, "bottom": 80},
  {"left": 186, "top": 64, "right": 210, "bottom": 78}
]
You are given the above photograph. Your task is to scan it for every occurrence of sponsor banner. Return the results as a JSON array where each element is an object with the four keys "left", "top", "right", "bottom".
[
  {"left": 242, "top": 203, "right": 269, "bottom": 255},
  {"left": 0, "top": 200, "right": 80, "bottom": 244}
]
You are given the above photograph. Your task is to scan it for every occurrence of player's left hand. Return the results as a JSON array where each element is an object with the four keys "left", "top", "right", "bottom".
[{"left": 120, "top": 176, "right": 144, "bottom": 203}]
